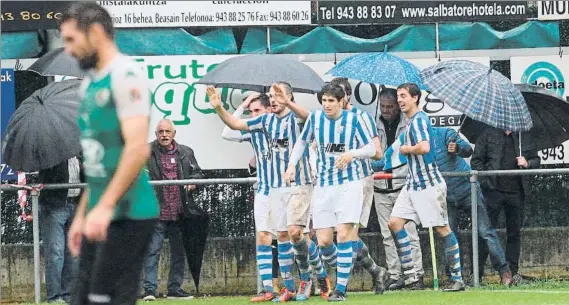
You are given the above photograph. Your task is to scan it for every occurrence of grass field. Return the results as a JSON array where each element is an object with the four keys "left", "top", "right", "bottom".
[
  {"left": 144, "top": 281, "right": 569, "bottom": 305},
  {"left": 13, "top": 281, "right": 569, "bottom": 305}
]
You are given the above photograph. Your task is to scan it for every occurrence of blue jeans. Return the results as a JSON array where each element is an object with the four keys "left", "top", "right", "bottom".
[
  {"left": 447, "top": 189, "right": 509, "bottom": 276},
  {"left": 39, "top": 199, "right": 78, "bottom": 303},
  {"left": 142, "top": 220, "right": 186, "bottom": 293}
]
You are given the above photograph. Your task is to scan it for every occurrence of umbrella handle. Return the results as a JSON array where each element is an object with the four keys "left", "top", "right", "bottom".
[{"left": 519, "top": 132, "right": 522, "bottom": 157}]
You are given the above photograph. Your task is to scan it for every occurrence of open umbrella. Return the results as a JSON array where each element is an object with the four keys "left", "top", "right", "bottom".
[
  {"left": 195, "top": 55, "right": 324, "bottom": 94},
  {"left": 2, "top": 80, "right": 82, "bottom": 172},
  {"left": 327, "top": 47, "right": 426, "bottom": 89},
  {"left": 460, "top": 84, "right": 569, "bottom": 151},
  {"left": 421, "top": 60, "right": 532, "bottom": 133},
  {"left": 27, "top": 48, "right": 84, "bottom": 78}
]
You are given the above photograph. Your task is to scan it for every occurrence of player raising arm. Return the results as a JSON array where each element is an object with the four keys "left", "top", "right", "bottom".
[{"left": 208, "top": 84, "right": 332, "bottom": 302}]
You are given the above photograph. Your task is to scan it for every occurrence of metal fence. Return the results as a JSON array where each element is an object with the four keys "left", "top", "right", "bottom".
[{"left": 1, "top": 168, "right": 569, "bottom": 303}]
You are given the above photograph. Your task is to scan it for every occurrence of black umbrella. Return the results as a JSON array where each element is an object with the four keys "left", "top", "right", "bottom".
[
  {"left": 179, "top": 200, "right": 210, "bottom": 294},
  {"left": 27, "top": 48, "right": 84, "bottom": 78},
  {"left": 2, "top": 80, "right": 82, "bottom": 172},
  {"left": 460, "top": 84, "right": 569, "bottom": 151},
  {"left": 196, "top": 54, "right": 325, "bottom": 94}
]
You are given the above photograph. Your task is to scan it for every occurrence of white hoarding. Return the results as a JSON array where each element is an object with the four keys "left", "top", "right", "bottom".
[
  {"left": 511, "top": 55, "right": 569, "bottom": 165},
  {"left": 1, "top": 55, "right": 490, "bottom": 169},
  {"left": 97, "top": 1, "right": 312, "bottom": 27}
]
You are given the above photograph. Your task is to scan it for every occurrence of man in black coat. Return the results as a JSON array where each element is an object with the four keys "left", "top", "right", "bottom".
[
  {"left": 38, "top": 156, "right": 85, "bottom": 303},
  {"left": 142, "top": 119, "right": 204, "bottom": 300},
  {"left": 471, "top": 127, "right": 540, "bottom": 285}
]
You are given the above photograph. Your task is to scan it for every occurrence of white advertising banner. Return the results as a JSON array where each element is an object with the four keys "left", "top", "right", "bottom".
[
  {"left": 537, "top": 1, "right": 569, "bottom": 20},
  {"left": 1, "top": 55, "right": 490, "bottom": 169},
  {"left": 511, "top": 55, "right": 569, "bottom": 165},
  {"left": 135, "top": 55, "right": 490, "bottom": 169},
  {"left": 97, "top": 1, "right": 312, "bottom": 27}
]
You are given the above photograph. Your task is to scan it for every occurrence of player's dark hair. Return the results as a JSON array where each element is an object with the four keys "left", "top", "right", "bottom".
[
  {"left": 320, "top": 83, "right": 345, "bottom": 103},
  {"left": 60, "top": 2, "right": 115, "bottom": 39},
  {"left": 397, "top": 83, "right": 422, "bottom": 105},
  {"left": 330, "top": 77, "right": 352, "bottom": 97},
  {"left": 254, "top": 93, "right": 271, "bottom": 108},
  {"left": 275, "top": 81, "right": 295, "bottom": 102},
  {"left": 379, "top": 87, "right": 397, "bottom": 104}
]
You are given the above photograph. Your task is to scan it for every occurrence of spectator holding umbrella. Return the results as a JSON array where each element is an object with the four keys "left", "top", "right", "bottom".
[
  {"left": 38, "top": 155, "right": 85, "bottom": 304},
  {"left": 470, "top": 127, "right": 540, "bottom": 285},
  {"left": 432, "top": 127, "right": 512, "bottom": 286}
]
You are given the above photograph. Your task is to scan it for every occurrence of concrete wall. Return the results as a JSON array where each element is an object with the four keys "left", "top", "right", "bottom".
[{"left": 2, "top": 227, "right": 569, "bottom": 302}]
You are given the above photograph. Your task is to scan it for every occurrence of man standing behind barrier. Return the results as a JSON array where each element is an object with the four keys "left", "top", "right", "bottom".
[
  {"left": 471, "top": 127, "right": 540, "bottom": 285},
  {"left": 38, "top": 156, "right": 85, "bottom": 304},
  {"left": 432, "top": 127, "right": 512, "bottom": 286},
  {"left": 220, "top": 93, "right": 280, "bottom": 302},
  {"left": 142, "top": 119, "right": 202, "bottom": 301},
  {"left": 60, "top": 3, "right": 159, "bottom": 305},
  {"left": 373, "top": 88, "right": 425, "bottom": 290}
]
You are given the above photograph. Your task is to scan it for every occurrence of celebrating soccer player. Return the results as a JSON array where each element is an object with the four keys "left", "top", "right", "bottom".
[
  {"left": 285, "top": 78, "right": 388, "bottom": 294},
  {"left": 387, "top": 83, "right": 465, "bottom": 292},
  {"left": 219, "top": 92, "right": 278, "bottom": 301},
  {"left": 284, "top": 83, "right": 377, "bottom": 301},
  {"left": 207, "top": 84, "right": 331, "bottom": 302}
]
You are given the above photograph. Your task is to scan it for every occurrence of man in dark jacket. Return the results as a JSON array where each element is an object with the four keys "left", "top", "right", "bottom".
[
  {"left": 38, "top": 156, "right": 85, "bottom": 303},
  {"left": 432, "top": 127, "right": 511, "bottom": 286},
  {"left": 471, "top": 127, "right": 540, "bottom": 285},
  {"left": 142, "top": 119, "right": 203, "bottom": 301}
]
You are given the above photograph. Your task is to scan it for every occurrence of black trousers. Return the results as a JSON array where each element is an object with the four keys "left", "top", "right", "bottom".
[
  {"left": 72, "top": 219, "right": 157, "bottom": 305},
  {"left": 479, "top": 190, "right": 524, "bottom": 276}
]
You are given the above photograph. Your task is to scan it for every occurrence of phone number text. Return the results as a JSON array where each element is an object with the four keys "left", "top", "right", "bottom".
[
  {"left": 319, "top": 5, "right": 398, "bottom": 20},
  {"left": 1, "top": 10, "right": 62, "bottom": 22}
]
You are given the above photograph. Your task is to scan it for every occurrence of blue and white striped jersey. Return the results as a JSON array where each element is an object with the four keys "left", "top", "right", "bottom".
[
  {"left": 404, "top": 111, "right": 443, "bottom": 191},
  {"left": 247, "top": 112, "right": 312, "bottom": 188},
  {"left": 351, "top": 107, "right": 378, "bottom": 177},
  {"left": 300, "top": 110, "right": 372, "bottom": 187},
  {"left": 240, "top": 131, "right": 272, "bottom": 196}
]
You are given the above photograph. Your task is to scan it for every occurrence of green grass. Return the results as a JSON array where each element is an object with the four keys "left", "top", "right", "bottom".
[
  {"left": 147, "top": 289, "right": 568, "bottom": 305},
  {"left": 152, "top": 281, "right": 569, "bottom": 305},
  {"left": 12, "top": 281, "right": 569, "bottom": 305}
]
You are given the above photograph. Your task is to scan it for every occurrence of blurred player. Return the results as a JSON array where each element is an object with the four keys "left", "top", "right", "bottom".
[
  {"left": 208, "top": 84, "right": 331, "bottom": 302},
  {"left": 60, "top": 2, "right": 159, "bottom": 305},
  {"left": 285, "top": 83, "right": 377, "bottom": 302},
  {"left": 220, "top": 93, "right": 278, "bottom": 301},
  {"left": 387, "top": 83, "right": 465, "bottom": 292}
]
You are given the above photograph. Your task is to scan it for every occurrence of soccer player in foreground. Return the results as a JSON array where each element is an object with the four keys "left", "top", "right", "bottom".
[
  {"left": 285, "top": 84, "right": 377, "bottom": 302},
  {"left": 387, "top": 83, "right": 466, "bottom": 292},
  {"left": 208, "top": 84, "right": 331, "bottom": 302},
  {"left": 60, "top": 2, "right": 159, "bottom": 305},
  {"left": 219, "top": 93, "right": 279, "bottom": 301}
]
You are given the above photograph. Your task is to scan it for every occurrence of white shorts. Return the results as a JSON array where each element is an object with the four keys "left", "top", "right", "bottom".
[
  {"left": 391, "top": 181, "right": 449, "bottom": 228},
  {"left": 312, "top": 180, "right": 364, "bottom": 229},
  {"left": 358, "top": 175, "right": 375, "bottom": 228},
  {"left": 268, "top": 185, "right": 312, "bottom": 233},
  {"left": 254, "top": 193, "right": 272, "bottom": 233}
]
